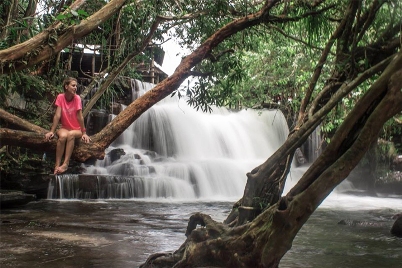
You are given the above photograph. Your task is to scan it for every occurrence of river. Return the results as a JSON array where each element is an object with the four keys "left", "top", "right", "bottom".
[{"left": 1, "top": 193, "right": 401, "bottom": 267}]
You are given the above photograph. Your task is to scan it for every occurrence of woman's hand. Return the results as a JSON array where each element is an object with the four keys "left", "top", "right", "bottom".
[
  {"left": 45, "top": 132, "right": 54, "bottom": 141},
  {"left": 81, "top": 133, "right": 91, "bottom": 143}
]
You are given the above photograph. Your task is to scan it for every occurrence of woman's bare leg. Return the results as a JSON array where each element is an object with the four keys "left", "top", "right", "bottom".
[
  {"left": 56, "top": 129, "right": 82, "bottom": 174},
  {"left": 54, "top": 129, "right": 68, "bottom": 174}
]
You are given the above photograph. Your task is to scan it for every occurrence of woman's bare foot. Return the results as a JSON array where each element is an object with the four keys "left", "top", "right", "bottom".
[{"left": 55, "top": 164, "right": 68, "bottom": 174}]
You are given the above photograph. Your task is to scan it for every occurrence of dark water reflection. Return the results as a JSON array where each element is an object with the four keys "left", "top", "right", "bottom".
[
  {"left": 1, "top": 198, "right": 401, "bottom": 267},
  {"left": 282, "top": 208, "right": 402, "bottom": 268}
]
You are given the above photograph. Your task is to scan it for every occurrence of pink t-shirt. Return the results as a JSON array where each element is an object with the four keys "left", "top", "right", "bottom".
[{"left": 55, "top": 93, "right": 82, "bottom": 130}]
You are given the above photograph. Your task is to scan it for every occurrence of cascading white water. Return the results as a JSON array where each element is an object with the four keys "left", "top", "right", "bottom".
[
  {"left": 50, "top": 79, "right": 382, "bottom": 201},
  {"left": 77, "top": 79, "right": 290, "bottom": 200}
]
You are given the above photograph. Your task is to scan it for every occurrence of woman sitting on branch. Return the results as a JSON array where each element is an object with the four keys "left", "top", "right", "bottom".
[{"left": 44, "top": 77, "right": 91, "bottom": 174}]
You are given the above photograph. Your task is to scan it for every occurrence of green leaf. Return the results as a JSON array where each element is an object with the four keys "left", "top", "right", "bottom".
[
  {"left": 56, "top": 14, "right": 67, "bottom": 20},
  {"left": 77, "top": 10, "right": 89, "bottom": 17}
]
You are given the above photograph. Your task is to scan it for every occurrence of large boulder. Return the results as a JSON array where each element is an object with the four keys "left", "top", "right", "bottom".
[
  {"left": 391, "top": 214, "right": 402, "bottom": 237},
  {"left": 1, "top": 170, "right": 52, "bottom": 199}
]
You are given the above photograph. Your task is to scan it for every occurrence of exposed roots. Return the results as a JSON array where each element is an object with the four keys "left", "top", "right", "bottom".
[{"left": 140, "top": 208, "right": 290, "bottom": 268}]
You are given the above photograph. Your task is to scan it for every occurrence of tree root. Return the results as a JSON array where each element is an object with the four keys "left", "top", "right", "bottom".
[{"left": 140, "top": 210, "right": 278, "bottom": 268}]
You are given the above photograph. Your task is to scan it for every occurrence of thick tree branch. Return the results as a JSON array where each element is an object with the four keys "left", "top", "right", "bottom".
[
  {"left": 0, "top": 0, "right": 126, "bottom": 74},
  {"left": 295, "top": 66, "right": 402, "bottom": 210},
  {"left": 0, "top": 0, "right": 86, "bottom": 62},
  {"left": 241, "top": 51, "right": 400, "bottom": 211},
  {"left": 0, "top": 108, "right": 47, "bottom": 133},
  {"left": 355, "top": 0, "right": 384, "bottom": 45},
  {"left": 0, "top": 129, "right": 55, "bottom": 151},
  {"left": 0, "top": 128, "right": 105, "bottom": 160}
]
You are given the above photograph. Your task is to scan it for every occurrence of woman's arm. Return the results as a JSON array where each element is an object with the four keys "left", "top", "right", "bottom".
[
  {"left": 45, "top": 106, "right": 61, "bottom": 141},
  {"left": 77, "top": 110, "right": 91, "bottom": 143}
]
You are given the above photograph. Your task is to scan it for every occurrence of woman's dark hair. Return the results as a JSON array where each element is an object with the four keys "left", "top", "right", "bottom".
[{"left": 63, "top": 77, "right": 77, "bottom": 91}]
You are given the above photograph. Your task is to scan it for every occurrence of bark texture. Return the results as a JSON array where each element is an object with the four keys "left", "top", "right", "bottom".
[{"left": 0, "top": 0, "right": 125, "bottom": 73}]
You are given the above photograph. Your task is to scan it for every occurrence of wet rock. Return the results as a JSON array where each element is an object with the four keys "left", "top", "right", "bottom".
[
  {"left": 0, "top": 172, "right": 51, "bottom": 199},
  {"left": 0, "top": 190, "right": 36, "bottom": 208},
  {"left": 108, "top": 148, "right": 126, "bottom": 163},
  {"left": 148, "top": 166, "right": 156, "bottom": 174},
  {"left": 337, "top": 219, "right": 385, "bottom": 227},
  {"left": 392, "top": 155, "right": 402, "bottom": 171},
  {"left": 110, "top": 102, "right": 122, "bottom": 115},
  {"left": 377, "top": 171, "right": 402, "bottom": 195},
  {"left": 144, "top": 150, "right": 158, "bottom": 159},
  {"left": 87, "top": 109, "right": 109, "bottom": 135},
  {"left": 294, "top": 147, "right": 307, "bottom": 166},
  {"left": 390, "top": 214, "right": 402, "bottom": 237}
]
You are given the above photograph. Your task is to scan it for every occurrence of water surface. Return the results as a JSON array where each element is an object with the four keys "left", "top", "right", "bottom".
[{"left": 1, "top": 195, "right": 401, "bottom": 267}]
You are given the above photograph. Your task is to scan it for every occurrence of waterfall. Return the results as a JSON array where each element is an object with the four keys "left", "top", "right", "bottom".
[
  {"left": 49, "top": 79, "right": 290, "bottom": 200},
  {"left": 301, "top": 126, "right": 323, "bottom": 163}
]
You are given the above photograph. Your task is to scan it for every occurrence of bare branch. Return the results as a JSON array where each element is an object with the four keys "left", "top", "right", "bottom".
[
  {"left": 208, "top": 49, "right": 235, "bottom": 62},
  {"left": 157, "top": 11, "right": 209, "bottom": 21},
  {"left": 268, "top": 25, "right": 329, "bottom": 53},
  {"left": 188, "top": 71, "right": 213, "bottom": 77},
  {"left": 296, "top": 3, "right": 353, "bottom": 125},
  {"left": 82, "top": 17, "right": 162, "bottom": 117}
]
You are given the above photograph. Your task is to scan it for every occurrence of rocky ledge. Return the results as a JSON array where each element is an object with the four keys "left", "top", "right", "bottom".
[{"left": 0, "top": 190, "right": 36, "bottom": 208}]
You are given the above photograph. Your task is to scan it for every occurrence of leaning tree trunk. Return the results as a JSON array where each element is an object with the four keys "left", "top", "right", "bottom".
[{"left": 141, "top": 52, "right": 402, "bottom": 268}]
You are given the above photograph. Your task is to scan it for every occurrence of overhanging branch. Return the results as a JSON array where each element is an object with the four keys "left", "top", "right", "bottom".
[{"left": 0, "top": 0, "right": 127, "bottom": 74}]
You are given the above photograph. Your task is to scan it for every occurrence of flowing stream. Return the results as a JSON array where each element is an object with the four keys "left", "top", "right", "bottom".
[
  {"left": 1, "top": 195, "right": 401, "bottom": 267},
  {"left": 1, "top": 80, "right": 401, "bottom": 267}
]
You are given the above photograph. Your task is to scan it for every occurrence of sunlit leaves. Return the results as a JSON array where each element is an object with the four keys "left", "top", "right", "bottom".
[{"left": 56, "top": 8, "right": 89, "bottom": 25}]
